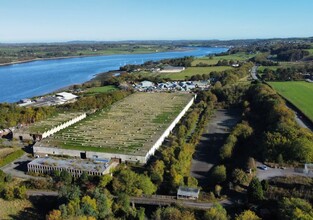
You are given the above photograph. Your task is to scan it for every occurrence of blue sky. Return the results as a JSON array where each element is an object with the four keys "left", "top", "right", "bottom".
[{"left": 1, "top": 0, "right": 313, "bottom": 42}]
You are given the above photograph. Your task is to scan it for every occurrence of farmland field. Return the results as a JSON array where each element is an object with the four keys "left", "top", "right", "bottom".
[
  {"left": 40, "top": 93, "right": 194, "bottom": 155},
  {"left": 269, "top": 81, "right": 313, "bottom": 121},
  {"left": 159, "top": 66, "right": 232, "bottom": 80}
]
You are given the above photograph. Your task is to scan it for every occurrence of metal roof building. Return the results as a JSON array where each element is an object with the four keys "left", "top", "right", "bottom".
[
  {"left": 56, "top": 92, "right": 78, "bottom": 101},
  {"left": 27, "top": 157, "right": 115, "bottom": 177},
  {"left": 177, "top": 186, "right": 200, "bottom": 200}
]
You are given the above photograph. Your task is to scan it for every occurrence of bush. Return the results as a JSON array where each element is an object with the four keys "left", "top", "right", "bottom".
[{"left": 211, "top": 165, "right": 227, "bottom": 184}]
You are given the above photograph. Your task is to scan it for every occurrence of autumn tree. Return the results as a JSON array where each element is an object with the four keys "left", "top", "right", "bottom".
[
  {"left": 211, "top": 165, "right": 227, "bottom": 184},
  {"left": 204, "top": 203, "right": 228, "bottom": 220},
  {"left": 235, "top": 210, "right": 261, "bottom": 220}
]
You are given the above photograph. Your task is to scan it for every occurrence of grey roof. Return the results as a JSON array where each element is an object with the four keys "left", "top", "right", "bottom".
[
  {"left": 177, "top": 186, "right": 200, "bottom": 197},
  {"left": 29, "top": 157, "right": 110, "bottom": 173}
]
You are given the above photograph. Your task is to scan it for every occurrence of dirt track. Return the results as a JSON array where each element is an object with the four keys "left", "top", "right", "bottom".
[{"left": 190, "top": 109, "right": 241, "bottom": 187}]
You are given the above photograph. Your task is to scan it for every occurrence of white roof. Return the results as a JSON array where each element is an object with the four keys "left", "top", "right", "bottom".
[
  {"left": 56, "top": 92, "right": 78, "bottom": 101},
  {"left": 177, "top": 186, "right": 200, "bottom": 198}
]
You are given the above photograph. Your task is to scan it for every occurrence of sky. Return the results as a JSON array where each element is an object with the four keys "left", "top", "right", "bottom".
[{"left": 1, "top": 0, "right": 313, "bottom": 42}]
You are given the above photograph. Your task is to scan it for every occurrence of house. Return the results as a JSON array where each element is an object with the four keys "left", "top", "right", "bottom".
[
  {"left": 139, "top": 81, "right": 155, "bottom": 88},
  {"left": 177, "top": 186, "right": 200, "bottom": 200}
]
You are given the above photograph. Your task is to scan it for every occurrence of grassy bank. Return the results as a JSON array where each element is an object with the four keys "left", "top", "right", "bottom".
[
  {"left": 0, "top": 149, "right": 24, "bottom": 167},
  {"left": 268, "top": 81, "right": 313, "bottom": 122}
]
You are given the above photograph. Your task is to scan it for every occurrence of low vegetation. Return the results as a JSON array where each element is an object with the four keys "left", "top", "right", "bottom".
[
  {"left": 0, "top": 149, "right": 24, "bottom": 167},
  {"left": 85, "top": 85, "right": 119, "bottom": 94}
]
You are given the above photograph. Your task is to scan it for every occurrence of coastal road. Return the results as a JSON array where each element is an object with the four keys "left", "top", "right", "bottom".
[{"left": 190, "top": 109, "right": 241, "bottom": 187}]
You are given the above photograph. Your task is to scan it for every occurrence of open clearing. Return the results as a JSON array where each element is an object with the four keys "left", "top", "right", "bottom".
[
  {"left": 41, "top": 93, "right": 193, "bottom": 155},
  {"left": 159, "top": 66, "right": 232, "bottom": 80},
  {"left": 86, "top": 85, "right": 119, "bottom": 94},
  {"left": 269, "top": 81, "right": 313, "bottom": 122}
]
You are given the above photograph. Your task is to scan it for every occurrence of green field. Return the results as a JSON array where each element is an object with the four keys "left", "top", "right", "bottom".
[
  {"left": 159, "top": 66, "right": 232, "bottom": 80},
  {"left": 86, "top": 85, "right": 118, "bottom": 94},
  {"left": 41, "top": 93, "right": 193, "bottom": 155},
  {"left": 269, "top": 81, "right": 313, "bottom": 121},
  {"left": 305, "top": 48, "right": 313, "bottom": 55},
  {"left": 191, "top": 52, "right": 255, "bottom": 66}
]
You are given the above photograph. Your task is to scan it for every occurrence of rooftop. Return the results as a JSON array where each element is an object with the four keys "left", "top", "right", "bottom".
[
  {"left": 38, "top": 93, "right": 194, "bottom": 155},
  {"left": 177, "top": 186, "right": 200, "bottom": 198},
  {"left": 56, "top": 92, "right": 78, "bottom": 101},
  {"left": 16, "top": 112, "right": 85, "bottom": 134}
]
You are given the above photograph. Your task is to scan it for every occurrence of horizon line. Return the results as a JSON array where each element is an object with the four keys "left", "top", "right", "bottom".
[{"left": 1, "top": 36, "right": 313, "bottom": 44}]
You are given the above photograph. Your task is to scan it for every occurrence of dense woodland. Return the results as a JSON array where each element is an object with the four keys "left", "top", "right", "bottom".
[
  {"left": 261, "top": 64, "right": 313, "bottom": 81},
  {"left": 217, "top": 83, "right": 313, "bottom": 164}
]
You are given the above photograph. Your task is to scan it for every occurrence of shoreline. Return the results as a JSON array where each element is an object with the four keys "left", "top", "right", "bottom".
[
  {"left": 0, "top": 47, "right": 191, "bottom": 67},
  {"left": 1, "top": 46, "right": 226, "bottom": 103}
]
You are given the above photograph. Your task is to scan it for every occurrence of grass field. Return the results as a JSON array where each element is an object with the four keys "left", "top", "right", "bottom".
[
  {"left": 86, "top": 85, "right": 118, "bottom": 94},
  {"left": 191, "top": 52, "right": 255, "bottom": 66},
  {"left": 0, "top": 199, "right": 34, "bottom": 219},
  {"left": 159, "top": 66, "right": 232, "bottom": 80},
  {"left": 269, "top": 81, "right": 313, "bottom": 121},
  {"left": 258, "top": 61, "right": 308, "bottom": 72},
  {"left": 41, "top": 93, "right": 193, "bottom": 155}
]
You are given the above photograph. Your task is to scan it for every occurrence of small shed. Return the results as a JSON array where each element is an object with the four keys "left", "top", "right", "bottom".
[{"left": 177, "top": 186, "right": 200, "bottom": 200}]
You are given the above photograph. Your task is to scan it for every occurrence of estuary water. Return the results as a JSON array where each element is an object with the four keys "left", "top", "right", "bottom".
[{"left": 0, "top": 47, "right": 227, "bottom": 103}]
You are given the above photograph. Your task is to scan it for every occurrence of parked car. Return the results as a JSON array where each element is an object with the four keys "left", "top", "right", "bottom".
[{"left": 259, "top": 165, "right": 268, "bottom": 170}]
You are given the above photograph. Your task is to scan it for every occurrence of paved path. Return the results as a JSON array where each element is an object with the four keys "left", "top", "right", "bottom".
[
  {"left": 190, "top": 109, "right": 241, "bottom": 187},
  {"left": 251, "top": 66, "right": 258, "bottom": 80},
  {"left": 256, "top": 162, "right": 313, "bottom": 180}
]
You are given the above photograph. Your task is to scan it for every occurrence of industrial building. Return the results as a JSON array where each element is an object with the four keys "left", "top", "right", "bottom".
[
  {"left": 33, "top": 93, "right": 196, "bottom": 164},
  {"left": 13, "top": 112, "right": 86, "bottom": 141},
  {"left": 27, "top": 157, "right": 117, "bottom": 177}
]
